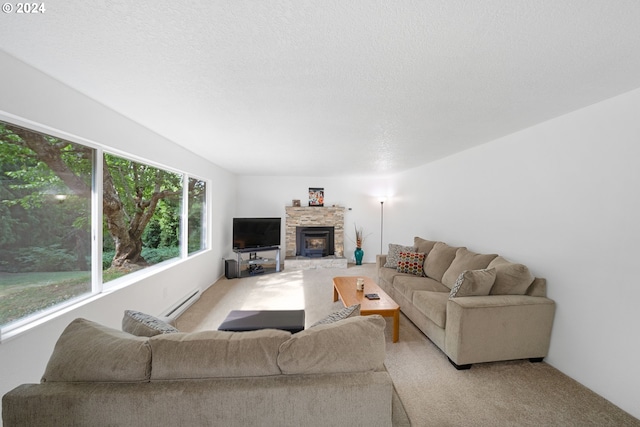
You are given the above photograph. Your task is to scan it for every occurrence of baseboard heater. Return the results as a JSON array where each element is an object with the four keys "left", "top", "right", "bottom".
[{"left": 163, "top": 289, "right": 200, "bottom": 319}]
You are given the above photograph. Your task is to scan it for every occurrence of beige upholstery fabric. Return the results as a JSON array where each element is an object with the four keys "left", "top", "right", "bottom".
[
  {"left": 488, "top": 256, "right": 535, "bottom": 295},
  {"left": 445, "top": 295, "right": 556, "bottom": 365},
  {"left": 42, "top": 318, "right": 151, "bottom": 383},
  {"left": 149, "top": 329, "right": 291, "bottom": 379},
  {"left": 414, "top": 236, "right": 437, "bottom": 256},
  {"left": 392, "top": 275, "right": 449, "bottom": 301},
  {"left": 122, "top": 310, "right": 179, "bottom": 337},
  {"left": 278, "top": 315, "right": 386, "bottom": 374},
  {"left": 379, "top": 263, "right": 410, "bottom": 284},
  {"left": 424, "top": 242, "right": 461, "bottom": 283},
  {"left": 441, "top": 248, "right": 498, "bottom": 287},
  {"left": 449, "top": 268, "right": 496, "bottom": 298},
  {"left": 412, "top": 291, "right": 448, "bottom": 328},
  {"left": 526, "top": 277, "right": 547, "bottom": 297},
  {"left": 3, "top": 373, "right": 399, "bottom": 427}
]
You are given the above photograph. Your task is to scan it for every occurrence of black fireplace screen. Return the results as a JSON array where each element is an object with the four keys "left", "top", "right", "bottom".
[{"left": 296, "top": 226, "right": 335, "bottom": 257}]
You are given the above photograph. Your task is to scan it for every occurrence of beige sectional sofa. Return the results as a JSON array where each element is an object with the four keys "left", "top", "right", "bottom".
[
  {"left": 377, "top": 237, "right": 556, "bottom": 369},
  {"left": 3, "top": 315, "right": 410, "bottom": 427}
]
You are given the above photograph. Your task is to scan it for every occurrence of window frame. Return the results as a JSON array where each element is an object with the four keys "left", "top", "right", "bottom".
[{"left": 0, "top": 112, "right": 210, "bottom": 340}]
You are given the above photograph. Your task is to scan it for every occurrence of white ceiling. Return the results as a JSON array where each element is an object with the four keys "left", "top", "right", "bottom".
[{"left": 2, "top": 1, "right": 640, "bottom": 176}]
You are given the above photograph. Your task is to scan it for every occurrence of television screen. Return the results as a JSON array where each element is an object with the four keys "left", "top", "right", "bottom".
[{"left": 233, "top": 217, "right": 281, "bottom": 250}]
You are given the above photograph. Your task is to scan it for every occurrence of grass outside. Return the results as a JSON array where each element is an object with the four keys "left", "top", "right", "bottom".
[{"left": 0, "top": 270, "right": 125, "bottom": 326}]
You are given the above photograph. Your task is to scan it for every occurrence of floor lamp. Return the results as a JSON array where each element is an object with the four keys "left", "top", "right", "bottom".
[{"left": 379, "top": 198, "right": 386, "bottom": 254}]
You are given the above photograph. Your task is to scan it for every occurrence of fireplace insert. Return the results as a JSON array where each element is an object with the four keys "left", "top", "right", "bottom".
[{"left": 296, "top": 226, "right": 335, "bottom": 257}]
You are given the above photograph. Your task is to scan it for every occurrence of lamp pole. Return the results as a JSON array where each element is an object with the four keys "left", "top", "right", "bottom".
[{"left": 380, "top": 199, "right": 385, "bottom": 254}]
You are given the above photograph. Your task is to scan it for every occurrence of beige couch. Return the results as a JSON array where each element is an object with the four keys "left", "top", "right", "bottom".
[
  {"left": 377, "top": 237, "right": 556, "bottom": 369},
  {"left": 3, "top": 315, "right": 410, "bottom": 427}
]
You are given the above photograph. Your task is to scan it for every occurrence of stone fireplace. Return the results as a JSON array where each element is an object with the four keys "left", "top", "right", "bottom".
[{"left": 284, "top": 206, "right": 347, "bottom": 270}]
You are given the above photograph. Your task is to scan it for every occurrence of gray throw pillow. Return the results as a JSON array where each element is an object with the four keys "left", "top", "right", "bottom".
[
  {"left": 449, "top": 268, "right": 497, "bottom": 298},
  {"left": 122, "top": 310, "right": 179, "bottom": 337},
  {"left": 310, "top": 304, "right": 360, "bottom": 327},
  {"left": 384, "top": 243, "right": 415, "bottom": 268},
  {"left": 441, "top": 248, "right": 498, "bottom": 287}
]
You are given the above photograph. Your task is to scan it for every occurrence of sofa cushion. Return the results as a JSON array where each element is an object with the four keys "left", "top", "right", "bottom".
[
  {"left": 310, "top": 304, "right": 360, "bottom": 327},
  {"left": 379, "top": 264, "right": 411, "bottom": 285},
  {"left": 383, "top": 243, "right": 415, "bottom": 268},
  {"left": 424, "top": 242, "right": 461, "bottom": 284},
  {"left": 149, "top": 329, "right": 291, "bottom": 379},
  {"left": 414, "top": 237, "right": 437, "bottom": 256},
  {"left": 42, "top": 318, "right": 151, "bottom": 383},
  {"left": 412, "top": 291, "right": 449, "bottom": 328},
  {"left": 277, "top": 315, "right": 386, "bottom": 375},
  {"left": 449, "top": 268, "right": 496, "bottom": 298},
  {"left": 441, "top": 248, "right": 498, "bottom": 287},
  {"left": 488, "top": 256, "right": 535, "bottom": 295},
  {"left": 393, "top": 275, "right": 450, "bottom": 301},
  {"left": 396, "top": 251, "right": 426, "bottom": 276},
  {"left": 122, "top": 310, "right": 179, "bottom": 337}
]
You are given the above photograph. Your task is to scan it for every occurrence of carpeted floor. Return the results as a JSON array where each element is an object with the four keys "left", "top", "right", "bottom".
[{"left": 177, "top": 263, "right": 640, "bottom": 427}]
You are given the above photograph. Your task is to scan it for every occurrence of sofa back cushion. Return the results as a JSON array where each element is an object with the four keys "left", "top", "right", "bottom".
[
  {"left": 424, "top": 242, "right": 461, "bottom": 283},
  {"left": 149, "top": 329, "right": 291, "bottom": 380},
  {"left": 414, "top": 237, "right": 437, "bottom": 256},
  {"left": 441, "top": 248, "right": 498, "bottom": 287},
  {"left": 42, "top": 318, "right": 151, "bottom": 383},
  {"left": 488, "top": 256, "right": 535, "bottom": 295},
  {"left": 277, "top": 315, "right": 386, "bottom": 375}
]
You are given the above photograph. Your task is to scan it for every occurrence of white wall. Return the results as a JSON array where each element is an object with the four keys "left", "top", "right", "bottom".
[
  {"left": 236, "top": 88, "right": 640, "bottom": 419},
  {"left": 235, "top": 175, "right": 393, "bottom": 262},
  {"left": 383, "top": 88, "right": 640, "bottom": 419},
  {"left": 0, "top": 51, "right": 237, "bottom": 417}
]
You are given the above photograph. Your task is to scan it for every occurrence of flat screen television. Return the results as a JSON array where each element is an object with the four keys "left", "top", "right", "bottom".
[{"left": 233, "top": 217, "right": 281, "bottom": 250}]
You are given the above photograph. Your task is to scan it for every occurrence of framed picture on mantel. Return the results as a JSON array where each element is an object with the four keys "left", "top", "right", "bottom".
[{"left": 308, "top": 188, "right": 324, "bottom": 207}]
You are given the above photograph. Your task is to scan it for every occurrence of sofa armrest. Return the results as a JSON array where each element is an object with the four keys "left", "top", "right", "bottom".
[
  {"left": 376, "top": 254, "right": 387, "bottom": 270},
  {"left": 445, "top": 295, "right": 555, "bottom": 366}
]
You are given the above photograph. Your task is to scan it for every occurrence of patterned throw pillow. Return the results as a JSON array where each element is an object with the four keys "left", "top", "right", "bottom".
[
  {"left": 396, "top": 252, "right": 426, "bottom": 276},
  {"left": 122, "top": 310, "right": 179, "bottom": 337},
  {"left": 383, "top": 243, "right": 415, "bottom": 268},
  {"left": 310, "top": 304, "right": 360, "bottom": 328},
  {"left": 449, "top": 268, "right": 496, "bottom": 299}
]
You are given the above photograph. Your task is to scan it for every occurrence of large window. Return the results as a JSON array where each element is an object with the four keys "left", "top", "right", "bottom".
[
  {"left": 102, "top": 153, "right": 183, "bottom": 282},
  {"left": 0, "top": 119, "right": 209, "bottom": 332},
  {"left": 187, "top": 177, "right": 207, "bottom": 255},
  {"left": 0, "top": 122, "right": 93, "bottom": 327}
]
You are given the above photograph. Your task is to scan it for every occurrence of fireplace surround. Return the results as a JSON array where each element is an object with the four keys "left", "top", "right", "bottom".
[{"left": 284, "top": 206, "right": 347, "bottom": 269}]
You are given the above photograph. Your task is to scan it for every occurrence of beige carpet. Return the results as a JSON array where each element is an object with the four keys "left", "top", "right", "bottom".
[{"left": 177, "top": 263, "right": 640, "bottom": 427}]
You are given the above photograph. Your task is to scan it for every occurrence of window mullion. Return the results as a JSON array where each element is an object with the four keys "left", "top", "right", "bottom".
[{"left": 93, "top": 147, "right": 103, "bottom": 291}]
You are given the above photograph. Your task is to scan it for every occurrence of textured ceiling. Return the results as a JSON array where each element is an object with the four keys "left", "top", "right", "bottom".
[{"left": 2, "top": 1, "right": 640, "bottom": 176}]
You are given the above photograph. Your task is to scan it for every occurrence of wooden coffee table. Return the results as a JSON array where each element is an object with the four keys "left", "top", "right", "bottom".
[{"left": 332, "top": 276, "right": 400, "bottom": 342}]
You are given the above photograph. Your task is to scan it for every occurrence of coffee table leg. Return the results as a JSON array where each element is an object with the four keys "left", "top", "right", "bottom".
[
  {"left": 333, "top": 285, "right": 339, "bottom": 302},
  {"left": 393, "top": 309, "right": 399, "bottom": 343}
]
